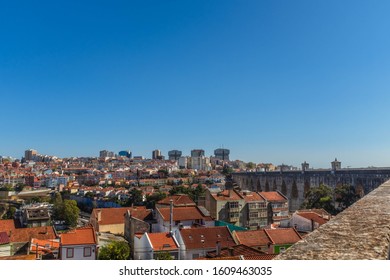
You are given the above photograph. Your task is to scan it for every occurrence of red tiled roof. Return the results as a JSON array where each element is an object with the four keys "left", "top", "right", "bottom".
[
  {"left": 264, "top": 228, "right": 302, "bottom": 245},
  {"left": 60, "top": 227, "right": 97, "bottom": 246},
  {"left": 0, "top": 219, "right": 16, "bottom": 233},
  {"left": 30, "top": 238, "right": 60, "bottom": 254},
  {"left": 296, "top": 212, "right": 329, "bottom": 225},
  {"left": 243, "top": 254, "right": 277, "bottom": 260},
  {"left": 10, "top": 226, "right": 57, "bottom": 243},
  {"left": 157, "top": 195, "right": 196, "bottom": 207},
  {"left": 0, "top": 231, "right": 10, "bottom": 245},
  {"left": 158, "top": 206, "right": 212, "bottom": 222},
  {"left": 92, "top": 206, "right": 152, "bottom": 225},
  {"left": 147, "top": 232, "right": 179, "bottom": 251},
  {"left": 211, "top": 190, "right": 243, "bottom": 201},
  {"left": 207, "top": 244, "right": 265, "bottom": 258},
  {"left": 259, "top": 191, "right": 287, "bottom": 202},
  {"left": 180, "top": 226, "right": 236, "bottom": 250},
  {"left": 0, "top": 254, "right": 37, "bottom": 260},
  {"left": 234, "top": 230, "right": 271, "bottom": 247},
  {"left": 240, "top": 191, "right": 265, "bottom": 202}
]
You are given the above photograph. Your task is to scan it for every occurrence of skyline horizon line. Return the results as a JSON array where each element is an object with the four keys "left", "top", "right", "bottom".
[{"left": 1, "top": 147, "right": 389, "bottom": 170}]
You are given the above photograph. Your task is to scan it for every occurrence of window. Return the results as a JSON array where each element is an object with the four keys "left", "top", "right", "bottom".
[
  {"left": 279, "top": 247, "right": 286, "bottom": 253},
  {"left": 229, "top": 201, "right": 239, "bottom": 209},
  {"left": 66, "top": 248, "right": 74, "bottom": 258},
  {"left": 84, "top": 247, "right": 92, "bottom": 257}
]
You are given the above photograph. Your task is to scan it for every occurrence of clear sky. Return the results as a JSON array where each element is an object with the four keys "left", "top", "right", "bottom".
[{"left": 1, "top": 0, "right": 390, "bottom": 168}]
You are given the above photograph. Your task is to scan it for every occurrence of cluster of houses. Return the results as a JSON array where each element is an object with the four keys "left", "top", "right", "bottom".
[{"left": 0, "top": 189, "right": 332, "bottom": 260}]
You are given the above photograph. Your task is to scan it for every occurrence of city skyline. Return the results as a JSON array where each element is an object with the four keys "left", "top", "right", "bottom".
[{"left": 1, "top": 1, "right": 390, "bottom": 168}]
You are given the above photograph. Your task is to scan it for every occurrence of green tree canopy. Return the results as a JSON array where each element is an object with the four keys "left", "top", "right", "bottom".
[
  {"left": 154, "top": 251, "right": 174, "bottom": 260},
  {"left": 334, "top": 184, "right": 359, "bottom": 212},
  {"left": 98, "top": 241, "right": 130, "bottom": 260},
  {"left": 246, "top": 162, "right": 256, "bottom": 170},
  {"left": 146, "top": 192, "right": 167, "bottom": 208},
  {"left": 52, "top": 198, "right": 80, "bottom": 228},
  {"left": 300, "top": 184, "right": 336, "bottom": 214}
]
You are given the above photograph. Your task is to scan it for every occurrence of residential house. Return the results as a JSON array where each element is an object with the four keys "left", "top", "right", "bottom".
[
  {"left": 174, "top": 226, "right": 237, "bottom": 260},
  {"left": 154, "top": 206, "right": 214, "bottom": 233},
  {"left": 156, "top": 194, "right": 196, "bottom": 209},
  {"left": 90, "top": 206, "right": 153, "bottom": 235},
  {"left": 239, "top": 190, "right": 268, "bottom": 229},
  {"left": 264, "top": 228, "right": 302, "bottom": 254},
  {"left": 203, "top": 244, "right": 276, "bottom": 260},
  {"left": 259, "top": 191, "right": 289, "bottom": 225},
  {"left": 133, "top": 232, "right": 179, "bottom": 260},
  {"left": 10, "top": 226, "right": 57, "bottom": 255},
  {"left": 59, "top": 227, "right": 97, "bottom": 260},
  {"left": 233, "top": 228, "right": 302, "bottom": 254},
  {"left": 205, "top": 189, "right": 245, "bottom": 227},
  {"left": 30, "top": 238, "right": 60, "bottom": 259},
  {"left": 280, "top": 209, "right": 331, "bottom": 233},
  {"left": 0, "top": 231, "right": 11, "bottom": 257},
  {"left": 20, "top": 206, "right": 51, "bottom": 228}
]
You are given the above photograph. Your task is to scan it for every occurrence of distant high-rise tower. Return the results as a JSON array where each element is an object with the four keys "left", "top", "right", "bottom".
[
  {"left": 191, "top": 149, "right": 205, "bottom": 157},
  {"left": 168, "top": 150, "right": 182, "bottom": 161},
  {"left": 25, "top": 149, "right": 38, "bottom": 161},
  {"left": 152, "top": 150, "right": 163, "bottom": 160},
  {"left": 118, "top": 150, "right": 132, "bottom": 158},
  {"left": 100, "top": 150, "right": 115, "bottom": 158},
  {"left": 214, "top": 148, "right": 230, "bottom": 161}
]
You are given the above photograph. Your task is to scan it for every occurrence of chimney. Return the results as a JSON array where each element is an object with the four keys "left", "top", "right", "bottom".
[
  {"left": 97, "top": 210, "right": 102, "bottom": 222},
  {"left": 216, "top": 241, "right": 221, "bottom": 256},
  {"left": 228, "top": 247, "right": 234, "bottom": 256},
  {"left": 169, "top": 199, "right": 173, "bottom": 233},
  {"left": 311, "top": 219, "right": 315, "bottom": 231}
]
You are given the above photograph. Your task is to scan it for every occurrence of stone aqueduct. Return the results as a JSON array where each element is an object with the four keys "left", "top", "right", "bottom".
[{"left": 232, "top": 168, "right": 390, "bottom": 211}]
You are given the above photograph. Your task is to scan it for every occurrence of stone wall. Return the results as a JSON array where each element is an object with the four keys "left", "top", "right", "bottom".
[{"left": 275, "top": 180, "right": 390, "bottom": 260}]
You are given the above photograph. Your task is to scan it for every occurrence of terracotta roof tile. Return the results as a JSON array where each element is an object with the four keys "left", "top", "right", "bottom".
[
  {"left": 243, "top": 254, "right": 277, "bottom": 260},
  {"left": 158, "top": 206, "right": 212, "bottom": 222},
  {"left": 180, "top": 226, "right": 236, "bottom": 250},
  {"left": 0, "top": 231, "right": 10, "bottom": 245},
  {"left": 296, "top": 212, "right": 329, "bottom": 225},
  {"left": 0, "top": 219, "right": 16, "bottom": 233},
  {"left": 147, "top": 232, "right": 179, "bottom": 251},
  {"left": 234, "top": 230, "right": 271, "bottom": 247},
  {"left": 207, "top": 244, "right": 265, "bottom": 258},
  {"left": 211, "top": 190, "right": 243, "bottom": 201},
  {"left": 92, "top": 206, "right": 152, "bottom": 225},
  {"left": 60, "top": 227, "right": 97, "bottom": 246},
  {"left": 259, "top": 191, "right": 287, "bottom": 202},
  {"left": 240, "top": 191, "right": 266, "bottom": 202},
  {"left": 264, "top": 228, "right": 302, "bottom": 244},
  {"left": 10, "top": 226, "right": 57, "bottom": 243},
  {"left": 30, "top": 238, "right": 60, "bottom": 254},
  {"left": 157, "top": 195, "right": 196, "bottom": 207}
]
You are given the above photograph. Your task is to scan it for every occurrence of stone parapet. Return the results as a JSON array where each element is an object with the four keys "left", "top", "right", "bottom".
[{"left": 276, "top": 180, "right": 390, "bottom": 260}]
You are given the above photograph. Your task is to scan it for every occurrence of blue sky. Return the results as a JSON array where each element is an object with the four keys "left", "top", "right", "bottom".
[{"left": 1, "top": 0, "right": 390, "bottom": 168}]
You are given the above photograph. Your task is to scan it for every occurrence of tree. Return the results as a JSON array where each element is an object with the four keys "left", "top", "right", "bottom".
[
  {"left": 154, "top": 251, "right": 174, "bottom": 260},
  {"left": 52, "top": 198, "right": 80, "bottom": 228},
  {"left": 334, "top": 184, "right": 359, "bottom": 212},
  {"left": 98, "top": 241, "right": 130, "bottom": 260},
  {"left": 146, "top": 192, "right": 167, "bottom": 208},
  {"left": 221, "top": 165, "right": 233, "bottom": 175},
  {"left": 246, "top": 162, "right": 256, "bottom": 170},
  {"left": 62, "top": 200, "right": 80, "bottom": 228},
  {"left": 300, "top": 184, "right": 336, "bottom": 214}
]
